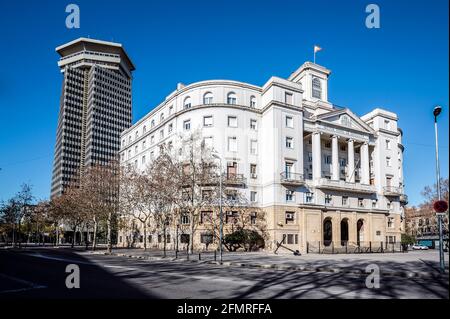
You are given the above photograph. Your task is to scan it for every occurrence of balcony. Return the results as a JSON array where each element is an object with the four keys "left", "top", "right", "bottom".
[
  {"left": 224, "top": 174, "right": 246, "bottom": 186},
  {"left": 383, "top": 186, "right": 402, "bottom": 196},
  {"left": 315, "top": 178, "right": 376, "bottom": 194},
  {"left": 400, "top": 194, "right": 408, "bottom": 205},
  {"left": 280, "top": 172, "right": 305, "bottom": 186}
]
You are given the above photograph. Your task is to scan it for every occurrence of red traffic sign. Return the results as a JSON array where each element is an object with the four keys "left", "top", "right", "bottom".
[{"left": 434, "top": 200, "right": 448, "bottom": 213}]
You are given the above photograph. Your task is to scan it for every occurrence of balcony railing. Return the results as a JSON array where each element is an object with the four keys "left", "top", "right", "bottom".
[
  {"left": 315, "top": 178, "right": 376, "bottom": 194},
  {"left": 400, "top": 193, "right": 408, "bottom": 205},
  {"left": 280, "top": 172, "right": 305, "bottom": 186},
  {"left": 224, "top": 174, "right": 246, "bottom": 186},
  {"left": 383, "top": 186, "right": 402, "bottom": 196}
]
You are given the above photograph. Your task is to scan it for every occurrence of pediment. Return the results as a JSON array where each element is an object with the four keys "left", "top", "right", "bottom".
[{"left": 316, "top": 108, "right": 374, "bottom": 134}]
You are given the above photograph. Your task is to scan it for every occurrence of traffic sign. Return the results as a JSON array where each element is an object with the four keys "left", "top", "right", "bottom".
[{"left": 434, "top": 200, "right": 448, "bottom": 213}]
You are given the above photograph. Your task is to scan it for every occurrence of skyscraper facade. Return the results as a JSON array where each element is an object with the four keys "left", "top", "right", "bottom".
[{"left": 51, "top": 38, "right": 135, "bottom": 198}]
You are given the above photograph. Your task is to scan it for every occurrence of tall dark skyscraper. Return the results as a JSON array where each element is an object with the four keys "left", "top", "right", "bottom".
[{"left": 51, "top": 38, "right": 135, "bottom": 198}]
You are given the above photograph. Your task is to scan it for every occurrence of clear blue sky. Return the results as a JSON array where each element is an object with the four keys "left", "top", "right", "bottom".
[{"left": 0, "top": 0, "right": 448, "bottom": 206}]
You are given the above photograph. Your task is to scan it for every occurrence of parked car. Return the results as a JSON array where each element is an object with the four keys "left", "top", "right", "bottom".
[{"left": 412, "top": 244, "right": 429, "bottom": 250}]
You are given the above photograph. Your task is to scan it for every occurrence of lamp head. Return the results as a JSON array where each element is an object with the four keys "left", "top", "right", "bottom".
[{"left": 433, "top": 106, "right": 442, "bottom": 118}]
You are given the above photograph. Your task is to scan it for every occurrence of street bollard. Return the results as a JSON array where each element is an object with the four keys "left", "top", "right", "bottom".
[
  {"left": 199, "top": 253, "right": 201, "bottom": 261},
  {"left": 186, "top": 247, "right": 189, "bottom": 261},
  {"left": 175, "top": 250, "right": 178, "bottom": 259},
  {"left": 214, "top": 250, "right": 217, "bottom": 261}
]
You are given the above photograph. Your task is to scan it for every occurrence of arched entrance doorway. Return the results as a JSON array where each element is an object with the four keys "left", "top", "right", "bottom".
[
  {"left": 357, "top": 219, "right": 364, "bottom": 246},
  {"left": 323, "top": 218, "right": 332, "bottom": 246},
  {"left": 340, "top": 219, "right": 349, "bottom": 246}
]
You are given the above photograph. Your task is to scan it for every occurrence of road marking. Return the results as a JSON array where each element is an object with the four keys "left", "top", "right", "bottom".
[{"left": 0, "top": 273, "right": 47, "bottom": 294}]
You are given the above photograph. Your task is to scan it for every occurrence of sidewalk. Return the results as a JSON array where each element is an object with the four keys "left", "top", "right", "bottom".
[{"left": 86, "top": 248, "right": 450, "bottom": 279}]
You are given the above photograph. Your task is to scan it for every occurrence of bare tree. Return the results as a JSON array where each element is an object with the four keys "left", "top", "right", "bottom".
[
  {"left": 147, "top": 151, "right": 180, "bottom": 257},
  {"left": 120, "top": 165, "right": 154, "bottom": 250},
  {"left": 173, "top": 131, "right": 220, "bottom": 254}
]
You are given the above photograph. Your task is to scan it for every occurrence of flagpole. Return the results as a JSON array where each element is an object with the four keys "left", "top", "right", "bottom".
[{"left": 314, "top": 49, "right": 316, "bottom": 64}]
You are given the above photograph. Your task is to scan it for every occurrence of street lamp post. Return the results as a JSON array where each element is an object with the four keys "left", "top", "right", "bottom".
[
  {"left": 433, "top": 106, "right": 445, "bottom": 273},
  {"left": 212, "top": 151, "right": 223, "bottom": 264}
]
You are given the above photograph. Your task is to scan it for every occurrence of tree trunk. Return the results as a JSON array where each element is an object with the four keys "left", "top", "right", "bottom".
[
  {"left": 18, "top": 219, "right": 21, "bottom": 248},
  {"left": 143, "top": 221, "right": 147, "bottom": 251},
  {"left": 163, "top": 224, "right": 167, "bottom": 258},
  {"left": 71, "top": 226, "right": 76, "bottom": 248},
  {"left": 92, "top": 218, "right": 98, "bottom": 251},
  {"left": 189, "top": 214, "right": 195, "bottom": 254},
  {"left": 107, "top": 212, "right": 112, "bottom": 254}
]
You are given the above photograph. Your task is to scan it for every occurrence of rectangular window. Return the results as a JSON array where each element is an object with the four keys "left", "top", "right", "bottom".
[
  {"left": 372, "top": 199, "right": 377, "bottom": 208},
  {"left": 160, "top": 129, "right": 164, "bottom": 139},
  {"left": 250, "top": 119, "right": 257, "bottom": 130},
  {"left": 142, "top": 140, "right": 147, "bottom": 149},
  {"left": 286, "top": 190, "right": 295, "bottom": 202},
  {"left": 342, "top": 196, "right": 348, "bottom": 206},
  {"left": 228, "top": 137, "right": 237, "bottom": 152},
  {"left": 200, "top": 211, "right": 212, "bottom": 224},
  {"left": 325, "top": 142, "right": 331, "bottom": 148},
  {"left": 184, "top": 120, "right": 191, "bottom": 131},
  {"left": 142, "top": 156, "right": 146, "bottom": 164},
  {"left": 325, "top": 194, "right": 333, "bottom": 205},
  {"left": 250, "top": 164, "right": 257, "bottom": 178},
  {"left": 308, "top": 152, "right": 313, "bottom": 162},
  {"left": 388, "top": 217, "right": 394, "bottom": 228},
  {"left": 135, "top": 145, "right": 138, "bottom": 154},
  {"left": 228, "top": 116, "right": 237, "bottom": 127},
  {"left": 286, "top": 137, "right": 293, "bottom": 148},
  {"left": 250, "top": 140, "right": 258, "bottom": 155},
  {"left": 285, "top": 212, "right": 295, "bottom": 224},
  {"left": 150, "top": 135, "right": 155, "bottom": 144},
  {"left": 286, "top": 234, "right": 298, "bottom": 245},
  {"left": 203, "top": 116, "right": 213, "bottom": 127},
  {"left": 324, "top": 155, "right": 332, "bottom": 164},
  {"left": 168, "top": 123, "right": 173, "bottom": 133},
  {"left": 285, "top": 92, "right": 293, "bottom": 104},
  {"left": 358, "top": 198, "right": 364, "bottom": 208},
  {"left": 200, "top": 233, "right": 213, "bottom": 244},
  {"left": 181, "top": 214, "right": 190, "bottom": 225},
  {"left": 169, "top": 105, "right": 173, "bottom": 114},
  {"left": 250, "top": 191, "right": 257, "bottom": 202},
  {"left": 285, "top": 116, "right": 294, "bottom": 128},
  {"left": 250, "top": 212, "right": 257, "bottom": 224},
  {"left": 305, "top": 192, "right": 314, "bottom": 203},
  {"left": 384, "top": 120, "right": 390, "bottom": 130}
]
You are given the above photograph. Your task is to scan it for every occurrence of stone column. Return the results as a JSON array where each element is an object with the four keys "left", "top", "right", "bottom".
[
  {"left": 347, "top": 139, "right": 355, "bottom": 183},
  {"left": 360, "top": 142, "right": 370, "bottom": 185},
  {"left": 312, "top": 132, "right": 322, "bottom": 180},
  {"left": 331, "top": 135, "right": 339, "bottom": 180}
]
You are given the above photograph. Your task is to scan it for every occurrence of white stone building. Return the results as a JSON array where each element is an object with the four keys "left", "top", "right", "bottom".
[{"left": 119, "top": 61, "right": 407, "bottom": 253}]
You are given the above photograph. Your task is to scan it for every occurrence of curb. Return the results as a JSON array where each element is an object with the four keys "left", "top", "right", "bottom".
[{"left": 91, "top": 251, "right": 447, "bottom": 279}]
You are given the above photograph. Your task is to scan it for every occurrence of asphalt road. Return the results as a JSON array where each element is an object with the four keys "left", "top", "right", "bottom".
[{"left": 0, "top": 248, "right": 448, "bottom": 299}]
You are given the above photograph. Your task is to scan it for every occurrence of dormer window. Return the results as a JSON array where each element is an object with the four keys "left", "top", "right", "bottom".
[
  {"left": 203, "top": 92, "right": 213, "bottom": 105},
  {"left": 184, "top": 96, "right": 192, "bottom": 109},
  {"left": 250, "top": 96, "right": 256, "bottom": 108},
  {"left": 227, "top": 92, "right": 237, "bottom": 105},
  {"left": 312, "top": 77, "right": 322, "bottom": 99}
]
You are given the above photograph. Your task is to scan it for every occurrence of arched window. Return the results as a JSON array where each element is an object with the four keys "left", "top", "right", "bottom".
[
  {"left": 143, "top": 125, "right": 147, "bottom": 134},
  {"left": 227, "top": 92, "right": 237, "bottom": 105},
  {"left": 250, "top": 96, "right": 256, "bottom": 108},
  {"left": 312, "top": 77, "right": 322, "bottom": 99},
  {"left": 151, "top": 119, "right": 155, "bottom": 127},
  {"left": 184, "top": 96, "right": 192, "bottom": 109},
  {"left": 203, "top": 92, "right": 213, "bottom": 105},
  {"left": 160, "top": 113, "right": 165, "bottom": 121}
]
